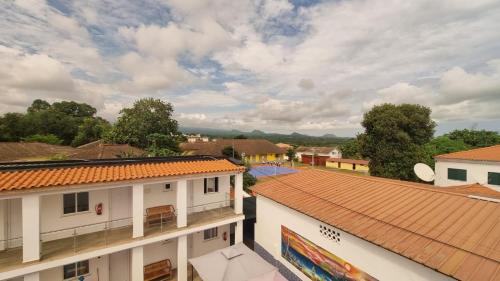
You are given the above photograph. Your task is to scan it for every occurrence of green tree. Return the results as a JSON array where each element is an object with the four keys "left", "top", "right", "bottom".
[
  {"left": 445, "top": 129, "right": 500, "bottom": 148},
  {"left": 109, "top": 98, "right": 181, "bottom": 149},
  {"left": 72, "top": 117, "right": 111, "bottom": 147},
  {"left": 145, "top": 133, "right": 180, "bottom": 156},
  {"left": 340, "top": 138, "right": 362, "bottom": 159},
  {"left": 221, "top": 146, "right": 242, "bottom": 160},
  {"left": 23, "top": 134, "right": 63, "bottom": 145},
  {"left": 234, "top": 134, "right": 247, "bottom": 139},
  {"left": 286, "top": 147, "right": 296, "bottom": 162},
  {"left": 27, "top": 99, "right": 50, "bottom": 113},
  {"left": 422, "top": 136, "right": 470, "bottom": 169},
  {"left": 358, "top": 103, "right": 436, "bottom": 181},
  {"left": 0, "top": 113, "right": 27, "bottom": 141},
  {"left": 243, "top": 172, "right": 257, "bottom": 192}
]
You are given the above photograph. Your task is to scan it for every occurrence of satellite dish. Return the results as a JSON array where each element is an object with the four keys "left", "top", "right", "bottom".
[{"left": 414, "top": 163, "right": 435, "bottom": 182}]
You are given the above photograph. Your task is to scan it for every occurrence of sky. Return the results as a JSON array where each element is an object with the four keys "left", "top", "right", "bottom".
[{"left": 1, "top": 0, "right": 500, "bottom": 137}]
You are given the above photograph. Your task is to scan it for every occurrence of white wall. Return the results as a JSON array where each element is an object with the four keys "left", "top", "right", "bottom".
[
  {"left": 255, "top": 196, "right": 453, "bottom": 281},
  {"left": 189, "top": 224, "right": 230, "bottom": 258},
  {"left": 143, "top": 182, "right": 177, "bottom": 212},
  {"left": 39, "top": 256, "right": 109, "bottom": 281},
  {"left": 143, "top": 239, "right": 178, "bottom": 268},
  {"left": 435, "top": 160, "right": 500, "bottom": 191},
  {"left": 189, "top": 176, "right": 231, "bottom": 213}
]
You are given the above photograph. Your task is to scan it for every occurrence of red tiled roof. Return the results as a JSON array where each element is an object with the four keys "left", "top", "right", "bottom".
[
  {"left": 0, "top": 159, "right": 244, "bottom": 192},
  {"left": 253, "top": 170, "right": 500, "bottom": 281},
  {"left": 433, "top": 184, "right": 500, "bottom": 199},
  {"left": 435, "top": 145, "right": 500, "bottom": 162},
  {"left": 327, "top": 158, "right": 369, "bottom": 165}
]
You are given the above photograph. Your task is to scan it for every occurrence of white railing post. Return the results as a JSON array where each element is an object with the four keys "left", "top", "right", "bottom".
[
  {"left": 132, "top": 184, "right": 144, "bottom": 238},
  {"left": 235, "top": 173, "right": 243, "bottom": 215},
  {"left": 22, "top": 194, "right": 40, "bottom": 262},
  {"left": 131, "top": 246, "right": 144, "bottom": 281},
  {"left": 176, "top": 180, "right": 187, "bottom": 228},
  {"left": 177, "top": 235, "right": 188, "bottom": 281}
]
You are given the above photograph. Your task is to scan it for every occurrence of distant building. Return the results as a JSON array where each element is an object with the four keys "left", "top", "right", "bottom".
[
  {"left": 253, "top": 169, "right": 499, "bottom": 281},
  {"left": 434, "top": 144, "right": 500, "bottom": 191},
  {"left": 326, "top": 158, "right": 369, "bottom": 173},
  {"left": 275, "top": 143, "right": 292, "bottom": 150},
  {"left": 185, "top": 134, "right": 209, "bottom": 143},
  {"left": 181, "top": 139, "right": 286, "bottom": 163},
  {"left": 295, "top": 146, "right": 341, "bottom": 166}
]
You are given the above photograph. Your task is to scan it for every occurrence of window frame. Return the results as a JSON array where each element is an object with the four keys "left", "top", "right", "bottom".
[
  {"left": 488, "top": 172, "right": 500, "bottom": 186},
  {"left": 63, "top": 260, "right": 90, "bottom": 280},
  {"left": 203, "top": 227, "right": 218, "bottom": 241},
  {"left": 164, "top": 183, "right": 172, "bottom": 192},
  {"left": 447, "top": 168, "right": 467, "bottom": 182},
  {"left": 204, "top": 177, "right": 219, "bottom": 194},
  {"left": 63, "top": 192, "right": 90, "bottom": 215}
]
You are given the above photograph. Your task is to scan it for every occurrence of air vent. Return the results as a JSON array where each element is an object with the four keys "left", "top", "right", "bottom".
[{"left": 319, "top": 224, "right": 341, "bottom": 243}]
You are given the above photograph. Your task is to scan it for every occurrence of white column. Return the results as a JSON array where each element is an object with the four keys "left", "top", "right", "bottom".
[
  {"left": 176, "top": 180, "right": 187, "bottom": 228},
  {"left": 131, "top": 246, "right": 144, "bottom": 281},
  {"left": 235, "top": 173, "right": 243, "bottom": 214},
  {"left": 235, "top": 220, "right": 243, "bottom": 244},
  {"left": 132, "top": 184, "right": 144, "bottom": 238},
  {"left": 0, "top": 200, "right": 7, "bottom": 251},
  {"left": 177, "top": 235, "right": 188, "bottom": 281},
  {"left": 22, "top": 195, "right": 40, "bottom": 263},
  {"left": 24, "top": 272, "right": 40, "bottom": 281}
]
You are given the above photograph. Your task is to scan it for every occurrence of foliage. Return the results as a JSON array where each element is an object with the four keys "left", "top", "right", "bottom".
[
  {"left": 233, "top": 134, "right": 247, "bottom": 139},
  {"left": 22, "top": 134, "right": 63, "bottom": 145},
  {"left": 243, "top": 172, "right": 257, "bottom": 192},
  {"left": 71, "top": 117, "right": 111, "bottom": 147},
  {"left": 286, "top": 147, "right": 296, "bottom": 161},
  {"left": 358, "top": 103, "right": 435, "bottom": 181},
  {"left": 445, "top": 129, "right": 500, "bottom": 148},
  {"left": 49, "top": 153, "right": 68, "bottom": 161},
  {"left": 0, "top": 113, "right": 27, "bottom": 141},
  {"left": 340, "top": 138, "right": 362, "bottom": 159},
  {"left": 109, "top": 98, "right": 181, "bottom": 150},
  {"left": 422, "top": 136, "right": 470, "bottom": 169},
  {"left": 221, "top": 146, "right": 242, "bottom": 160},
  {"left": 145, "top": 133, "right": 181, "bottom": 157}
]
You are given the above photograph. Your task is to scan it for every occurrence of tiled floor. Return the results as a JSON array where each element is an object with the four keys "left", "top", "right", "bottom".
[{"left": 0, "top": 207, "right": 236, "bottom": 273}]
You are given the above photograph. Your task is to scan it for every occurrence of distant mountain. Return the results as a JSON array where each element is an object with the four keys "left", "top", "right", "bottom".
[{"left": 180, "top": 127, "right": 351, "bottom": 147}]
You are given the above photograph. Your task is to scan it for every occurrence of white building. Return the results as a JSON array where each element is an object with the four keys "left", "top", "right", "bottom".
[
  {"left": 253, "top": 169, "right": 499, "bottom": 281},
  {"left": 294, "top": 146, "right": 341, "bottom": 162},
  {"left": 434, "top": 145, "right": 500, "bottom": 191},
  {"left": 0, "top": 156, "right": 245, "bottom": 281}
]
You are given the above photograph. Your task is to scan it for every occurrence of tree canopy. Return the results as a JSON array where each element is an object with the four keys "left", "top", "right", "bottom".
[
  {"left": 445, "top": 129, "right": 500, "bottom": 147},
  {"left": 358, "top": 103, "right": 436, "bottom": 181},
  {"left": 340, "top": 138, "right": 362, "bottom": 159}
]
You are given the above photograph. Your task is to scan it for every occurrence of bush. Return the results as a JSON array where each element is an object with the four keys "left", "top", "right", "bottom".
[{"left": 23, "top": 134, "right": 63, "bottom": 145}]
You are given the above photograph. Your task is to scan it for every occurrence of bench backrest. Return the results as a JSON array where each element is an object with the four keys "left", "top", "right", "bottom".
[{"left": 146, "top": 205, "right": 174, "bottom": 215}]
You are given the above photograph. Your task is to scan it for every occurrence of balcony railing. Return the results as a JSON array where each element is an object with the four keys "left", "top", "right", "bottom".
[{"left": 0, "top": 200, "right": 237, "bottom": 273}]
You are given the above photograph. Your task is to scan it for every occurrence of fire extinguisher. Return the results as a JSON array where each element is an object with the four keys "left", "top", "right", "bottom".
[
  {"left": 95, "top": 203, "right": 103, "bottom": 215},
  {"left": 223, "top": 232, "right": 227, "bottom": 241}
]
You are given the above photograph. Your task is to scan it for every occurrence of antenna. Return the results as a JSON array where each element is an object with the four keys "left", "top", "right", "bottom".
[{"left": 414, "top": 163, "right": 435, "bottom": 182}]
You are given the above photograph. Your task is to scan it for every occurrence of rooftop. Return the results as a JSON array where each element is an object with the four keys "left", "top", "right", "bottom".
[
  {"left": 327, "top": 158, "right": 369, "bottom": 165},
  {"left": 181, "top": 139, "right": 285, "bottom": 156},
  {"left": 295, "top": 146, "right": 338, "bottom": 154},
  {"left": 253, "top": 169, "right": 500, "bottom": 281},
  {"left": 0, "top": 156, "right": 244, "bottom": 193},
  {"left": 435, "top": 145, "right": 500, "bottom": 162}
]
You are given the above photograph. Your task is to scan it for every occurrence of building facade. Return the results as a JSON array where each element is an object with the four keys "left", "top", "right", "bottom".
[
  {"left": 325, "top": 158, "right": 369, "bottom": 173},
  {"left": 0, "top": 156, "right": 245, "bottom": 281},
  {"left": 295, "top": 147, "right": 341, "bottom": 166}
]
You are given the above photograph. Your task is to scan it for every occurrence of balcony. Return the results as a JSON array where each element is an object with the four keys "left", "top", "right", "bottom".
[{"left": 0, "top": 200, "right": 237, "bottom": 273}]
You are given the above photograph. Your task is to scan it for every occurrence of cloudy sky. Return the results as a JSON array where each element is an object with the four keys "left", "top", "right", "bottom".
[{"left": 1, "top": 0, "right": 500, "bottom": 136}]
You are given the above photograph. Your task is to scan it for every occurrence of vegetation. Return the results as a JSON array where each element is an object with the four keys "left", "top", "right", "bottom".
[
  {"left": 340, "top": 139, "right": 362, "bottom": 159},
  {"left": 221, "top": 146, "right": 242, "bottom": 159},
  {"left": 22, "top": 134, "right": 63, "bottom": 145},
  {"left": 445, "top": 129, "right": 500, "bottom": 147},
  {"left": 358, "top": 104, "right": 435, "bottom": 181},
  {"left": 220, "top": 147, "right": 256, "bottom": 192},
  {"left": 422, "top": 136, "right": 470, "bottom": 169}
]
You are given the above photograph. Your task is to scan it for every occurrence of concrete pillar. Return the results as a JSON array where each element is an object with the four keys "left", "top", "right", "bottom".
[
  {"left": 132, "top": 184, "right": 144, "bottom": 238},
  {"left": 176, "top": 180, "right": 187, "bottom": 228},
  {"left": 22, "top": 195, "right": 40, "bottom": 263},
  {"left": 177, "top": 235, "right": 188, "bottom": 281},
  {"left": 24, "top": 272, "right": 40, "bottom": 281},
  {"left": 235, "top": 220, "right": 243, "bottom": 244},
  {"left": 235, "top": 173, "right": 243, "bottom": 214},
  {"left": 131, "top": 246, "right": 144, "bottom": 281},
  {"left": 0, "top": 200, "right": 7, "bottom": 251}
]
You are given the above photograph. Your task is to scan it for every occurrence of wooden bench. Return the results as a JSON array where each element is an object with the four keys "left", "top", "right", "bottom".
[
  {"left": 144, "top": 259, "right": 172, "bottom": 281},
  {"left": 146, "top": 205, "right": 176, "bottom": 227}
]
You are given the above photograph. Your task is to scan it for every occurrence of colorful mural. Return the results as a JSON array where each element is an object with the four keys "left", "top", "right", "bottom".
[{"left": 281, "top": 226, "right": 378, "bottom": 281}]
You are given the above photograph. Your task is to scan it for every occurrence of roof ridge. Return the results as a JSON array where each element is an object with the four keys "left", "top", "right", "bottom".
[{"left": 435, "top": 144, "right": 500, "bottom": 158}]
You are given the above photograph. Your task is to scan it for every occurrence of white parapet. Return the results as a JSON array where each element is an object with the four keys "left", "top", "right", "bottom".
[
  {"left": 133, "top": 184, "right": 144, "bottom": 238},
  {"left": 176, "top": 180, "right": 187, "bottom": 228},
  {"left": 235, "top": 173, "right": 243, "bottom": 214},
  {"left": 177, "top": 235, "right": 188, "bottom": 281},
  {"left": 24, "top": 272, "right": 39, "bottom": 281},
  {"left": 131, "top": 246, "right": 144, "bottom": 281},
  {"left": 22, "top": 194, "right": 40, "bottom": 263}
]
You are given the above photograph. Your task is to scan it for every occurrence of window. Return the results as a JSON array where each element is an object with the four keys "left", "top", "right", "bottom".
[
  {"left": 488, "top": 172, "right": 500, "bottom": 185},
  {"left": 63, "top": 192, "right": 89, "bottom": 215},
  {"left": 204, "top": 227, "right": 218, "bottom": 240},
  {"left": 63, "top": 260, "right": 89, "bottom": 279},
  {"left": 165, "top": 183, "right": 172, "bottom": 191},
  {"left": 448, "top": 168, "right": 467, "bottom": 181},
  {"left": 204, "top": 177, "right": 219, "bottom": 194}
]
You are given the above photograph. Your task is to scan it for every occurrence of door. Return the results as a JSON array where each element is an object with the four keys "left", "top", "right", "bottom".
[
  {"left": 109, "top": 250, "right": 130, "bottom": 281},
  {"left": 109, "top": 187, "right": 132, "bottom": 228}
]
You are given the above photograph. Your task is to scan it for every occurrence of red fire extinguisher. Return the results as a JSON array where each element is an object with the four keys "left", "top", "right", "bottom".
[
  {"left": 95, "top": 203, "right": 103, "bottom": 215},
  {"left": 223, "top": 232, "right": 227, "bottom": 241}
]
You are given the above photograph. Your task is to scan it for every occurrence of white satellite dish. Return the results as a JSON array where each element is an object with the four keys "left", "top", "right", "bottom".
[{"left": 414, "top": 163, "right": 435, "bottom": 182}]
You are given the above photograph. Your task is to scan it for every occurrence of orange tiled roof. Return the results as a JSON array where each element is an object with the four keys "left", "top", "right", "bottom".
[
  {"left": 0, "top": 159, "right": 244, "bottom": 192},
  {"left": 253, "top": 170, "right": 500, "bottom": 281},
  {"left": 435, "top": 145, "right": 500, "bottom": 162}
]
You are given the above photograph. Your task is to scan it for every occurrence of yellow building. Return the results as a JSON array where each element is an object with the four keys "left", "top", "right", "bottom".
[{"left": 326, "top": 158, "right": 370, "bottom": 173}]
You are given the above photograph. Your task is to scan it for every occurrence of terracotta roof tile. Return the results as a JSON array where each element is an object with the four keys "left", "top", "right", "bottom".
[
  {"left": 253, "top": 169, "right": 500, "bottom": 281},
  {"left": 0, "top": 159, "right": 244, "bottom": 192},
  {"left": 435, "top": 145, "right": 500, "bottom": 162}
]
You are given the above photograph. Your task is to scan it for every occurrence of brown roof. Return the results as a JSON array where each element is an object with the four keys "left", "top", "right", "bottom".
[
  {"left": 327, "top": 158, "right": 369, "bottom": 165},
  {"left": 70, "top": 140, "right": 145, "bottom": 159},
  {"left": 0, "top": 159, "right": 244, "bottom": 192},
  {"left": 275, "top": 143, "right": 292, "bottom": 149},
  {"left": 296, "top": 146, "right": 338, "bottom": 154},
  {"left": 433, "top": 184, "right": 500, "bottom": 199},
  {"left": 253, "top": 170, "right": 500, "bottom": 281},
  {"left": 181, "top": 139, "right": 286, "bottom": 156},
  {"left": 0, "top": 142, "right": 76, "bottom": 162},
  {"left": 435, "top": 145, "right": 500, "bottom": 162}
]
